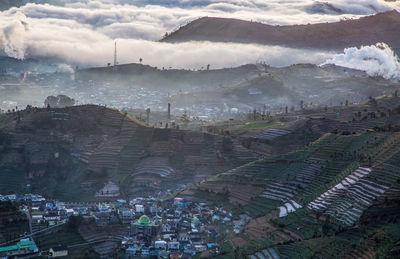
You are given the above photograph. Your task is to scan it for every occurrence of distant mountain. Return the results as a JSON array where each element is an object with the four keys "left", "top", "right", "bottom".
[
  {"left": 0, "top": 0, "right": 23, "bottom": 11},
  {"left": 162, "top": 10, "right": 400, "bottom": 53}
]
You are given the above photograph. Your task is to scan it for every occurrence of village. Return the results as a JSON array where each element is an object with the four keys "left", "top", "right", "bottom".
[
  {"left": 0, "top": 192, "right": 242, "bottom": 258},
  {"left": 0, "top": 71, "right": 243, "bottom": 121}
]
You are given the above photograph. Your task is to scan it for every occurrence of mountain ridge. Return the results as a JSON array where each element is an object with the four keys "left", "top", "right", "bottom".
[{"left": 162, "top": 10, "right": 400, "bottom": 53}]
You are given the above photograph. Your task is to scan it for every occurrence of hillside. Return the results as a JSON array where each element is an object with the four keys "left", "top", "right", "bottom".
[
  {"left": 3, "top": 59, "right": 399, "bottom": 118},
  {"left": 75, "top": 63, "right": 262, "bottom": 91},
  {"left": 74, "top": 63, "right": 399, "bottom": 112},
  {"left": 162, "top": 10, "right": 400, "bottom": 53},
  {"left": 177, "top": 97, "right": 400, "bottom": 258},
  {"left": 0, "top": 105, "right": 259, "bottom": 201}
]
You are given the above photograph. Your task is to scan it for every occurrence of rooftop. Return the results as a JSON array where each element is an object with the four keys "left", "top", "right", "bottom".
[{"left": 137, "top": 215, "right": 151, "bottom": 225}]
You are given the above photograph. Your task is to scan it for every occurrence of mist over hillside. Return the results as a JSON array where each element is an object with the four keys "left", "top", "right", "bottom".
[{"left": 1, "top": 61, "right": 399, "bottom": 119}]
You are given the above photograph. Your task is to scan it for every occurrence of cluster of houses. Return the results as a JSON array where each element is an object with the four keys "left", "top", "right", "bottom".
[
  {"left": 120, "top": 197, "right": 230, "bottom": 258},
  {"left": 0, "top": 193, "right": 238, "bottom": 258},
  {"left": 1, "top": 72, "right": 243, "bottom": 121},
  {"left": 0, "top": 193, "right": 73, "bottom": 229}
]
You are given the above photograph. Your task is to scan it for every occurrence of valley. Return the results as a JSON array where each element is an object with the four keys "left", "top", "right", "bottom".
[{"left": 1, "top": 2, "right": 400, "bottom": 258}]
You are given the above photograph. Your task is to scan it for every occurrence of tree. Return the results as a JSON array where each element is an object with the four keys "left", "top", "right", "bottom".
[
  {"left": 180, "top": 111, "right": 190, "bottom": 123},
  {"left": 44, "top": 95, "right": 58, "bottom": 108},
  {"left": 57, "top": 95, "right": 75, "bottom": 107},
  {"left": 139, "top": 57, "right": 143, "bottom": 63},
  {"left": 44, "top": 95, "right": 75, "bottom": 108}
]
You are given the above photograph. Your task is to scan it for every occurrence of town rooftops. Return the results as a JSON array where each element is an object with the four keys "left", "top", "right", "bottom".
[
  {"left": 0, "top": 245, "right": 19, "bottom": 252},
  {"left": 18, "top": 239, "right": 35, "bottom": 247},
  {"left": 51, "top": 245, "right": 68, "bottom": 252},
  {"left": 0, "top": 238, "right": 38, "bottom": 253},
  {"left": 137, "top": 215, "right": 151, "bottom": 225}
]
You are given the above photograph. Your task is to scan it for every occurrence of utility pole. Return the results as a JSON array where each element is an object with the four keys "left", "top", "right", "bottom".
[{"left": 168, "top": 103, "right": 171, "bottom": 120}]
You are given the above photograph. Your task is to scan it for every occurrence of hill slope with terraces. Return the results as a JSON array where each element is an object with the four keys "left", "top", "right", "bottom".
[
  {"left": 163, "top": 10, "right": 400, "bottom": 53},
  {"left": 178, "top": 97, "right": 400, "bottom": 258},
  {"left": 0, "top": 105, "right": 259, "bottom": 200},
  {"left": 184, "top": 133, "right": 400, "bottom": 258}
]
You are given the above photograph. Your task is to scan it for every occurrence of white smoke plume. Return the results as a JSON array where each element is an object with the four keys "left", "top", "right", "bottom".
[{"left": 321, "top": 43, "right": 400, "bottom": 80}]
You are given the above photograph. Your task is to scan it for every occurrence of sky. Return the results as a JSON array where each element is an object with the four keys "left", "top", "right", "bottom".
[{"left": 0, "top": 0, "right": 399, "bottom": 69}]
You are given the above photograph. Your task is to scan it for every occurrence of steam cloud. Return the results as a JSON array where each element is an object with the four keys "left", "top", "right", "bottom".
[
  {"left": 322, "top": 43, "right": 400, "bottom": 80},
  {"left": 0, "top": 0, "right": 399, "bottom": 68}
]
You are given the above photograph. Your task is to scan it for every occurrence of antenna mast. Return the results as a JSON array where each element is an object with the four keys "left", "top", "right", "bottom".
[{"left": 113, "top": 41, "right": 118, "bottom": 71}]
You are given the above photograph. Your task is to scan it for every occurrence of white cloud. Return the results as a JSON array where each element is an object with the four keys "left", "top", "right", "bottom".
[
  {"left": 0, "top": 0, "right": 399, "bottom": 67},
  {"left": 321, "top": 43, "right": 400, "bottom": 80},
  {"left": 27, "top": 36, "right": 334, "bottom": 69},
  {"left": 0, "top": 11, "right": 27, "bottom": 59},
  {"left": 323, "top": 0, "right": 394, "bottom": 14}
]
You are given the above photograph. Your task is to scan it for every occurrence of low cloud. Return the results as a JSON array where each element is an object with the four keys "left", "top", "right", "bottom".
[
  {"left": 0, "top": 0, "right": 399, "bottom": 67},
  {"left": 321, "top": 43, "right": 400, "bottom": 80},
  {"left": 306, "top": 0, "right": 396, "bottom": 15},
  {"left": 27, "top": 37, "right": 334, "bottom": 69}
]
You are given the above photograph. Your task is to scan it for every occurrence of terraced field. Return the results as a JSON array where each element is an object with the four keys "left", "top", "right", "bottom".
[
  {"left": 0, "top": 105, "right": 259, "bottom": 200},
  {"left": 133, "top": 157, "right": 175, "bottom": 178},
  {"left": 250, "top": 248, "right": 280, "bottom": 259},
  {"left": 255, "top": 129, "right": 291, "bottom": 140},
  {"left": 191, "top": 127, "right": 400, "bottom": 258}
]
